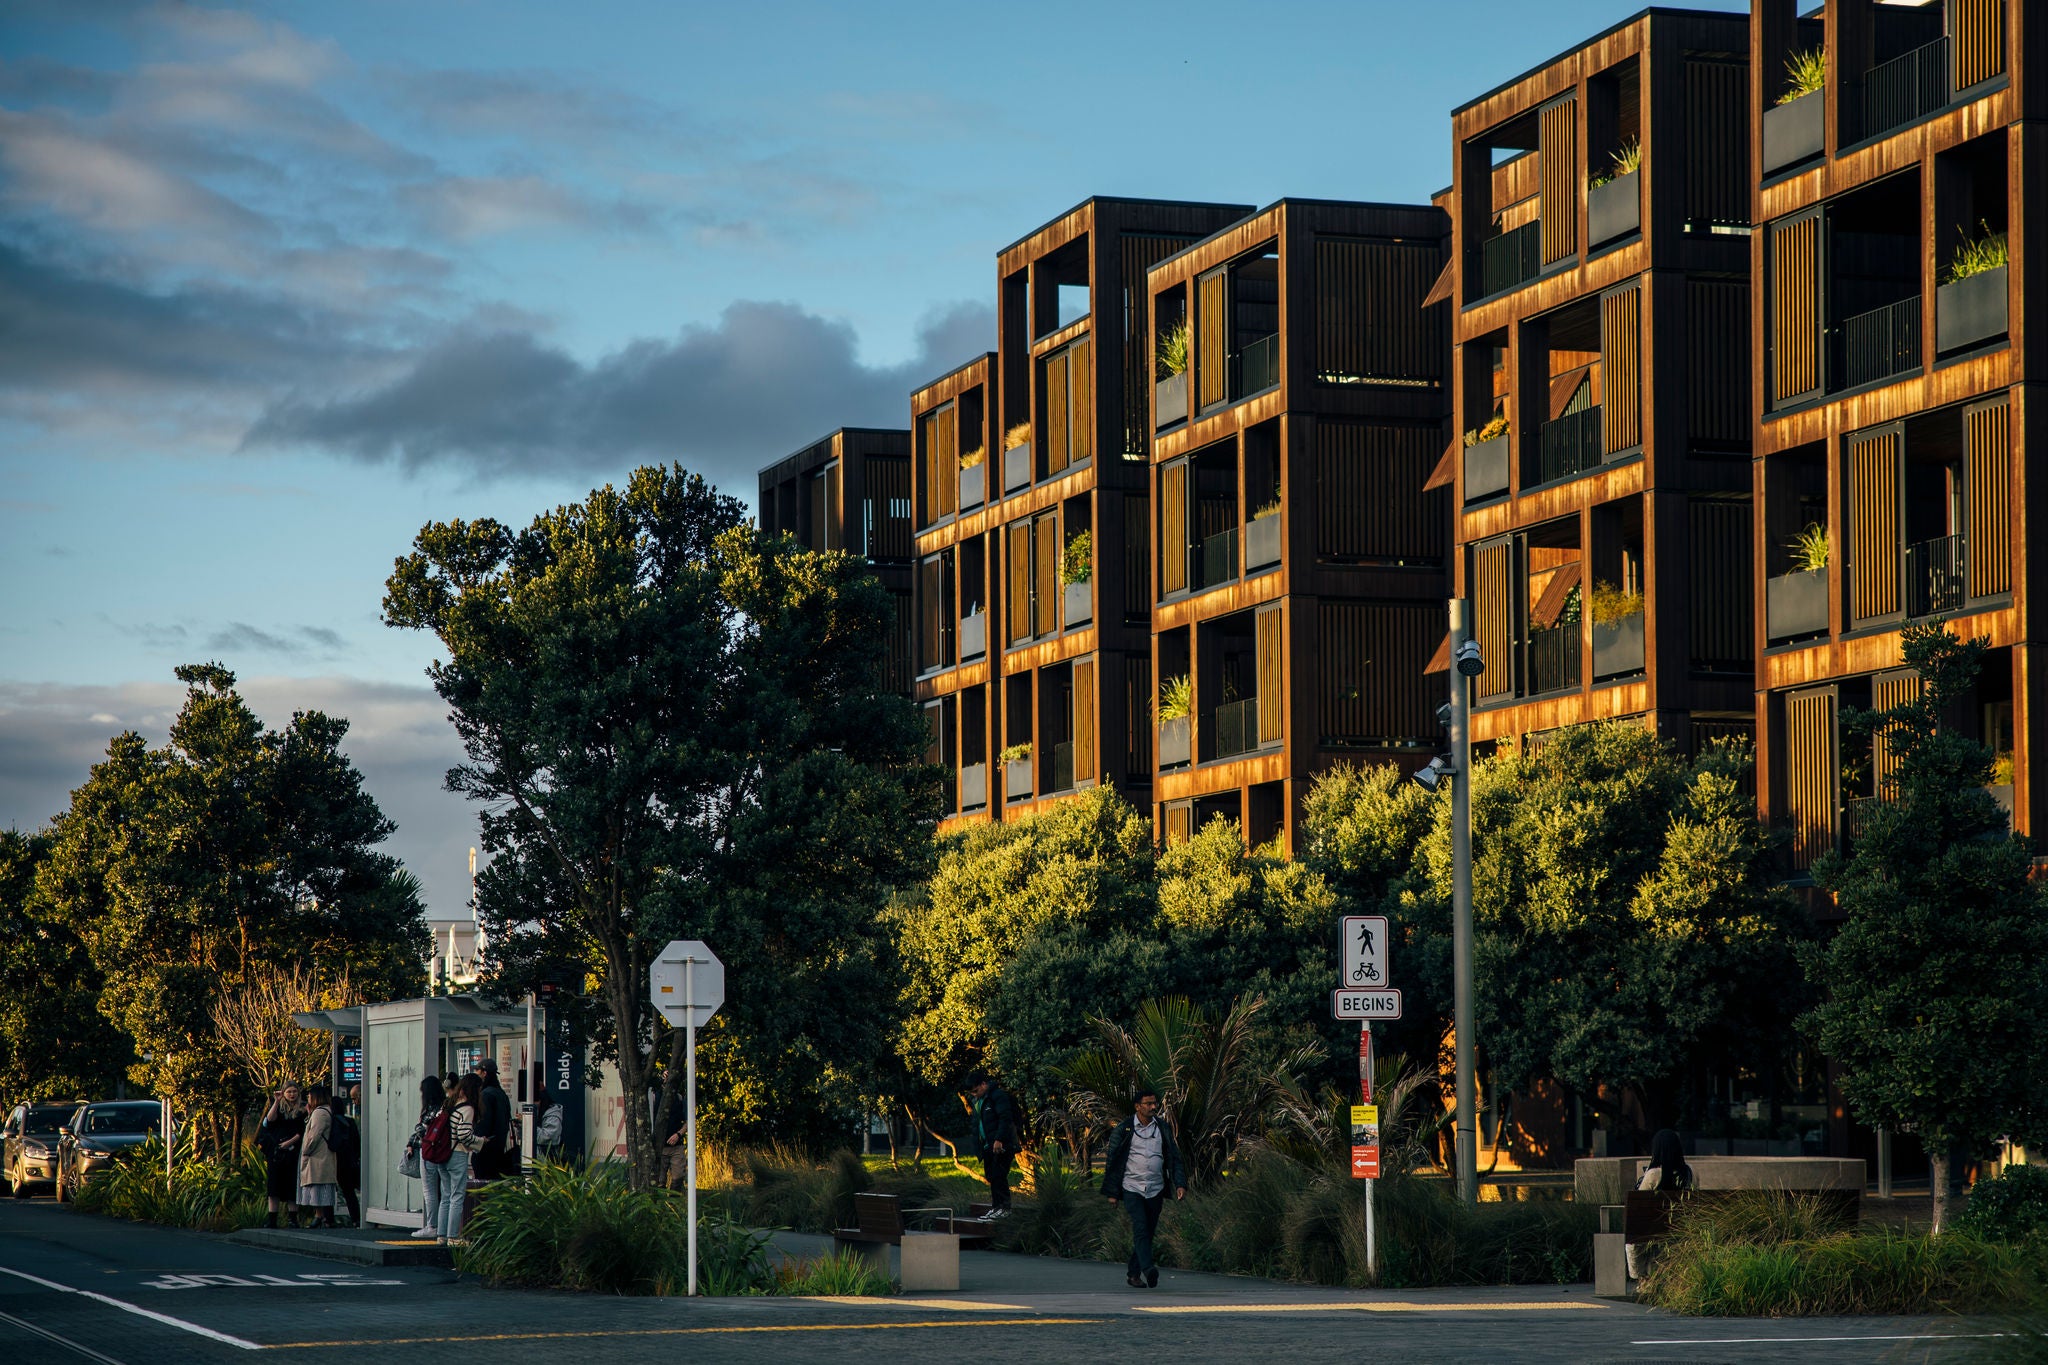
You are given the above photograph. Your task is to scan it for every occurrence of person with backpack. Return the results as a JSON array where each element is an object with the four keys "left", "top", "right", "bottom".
[
  {"left": 1100, "top": 1087, "right": 1188, "bottom": 1289},
  {"left": 410, "top": 1076, "right": 456, "bottom": 1242},
  {"left": 327, "top": 1091, "right": 361, "bottom": 1227},
  {"left": 967, "top": 1071, "right": 1021, "bottom": 1215},
  {"left": 296, "top": 1082, "right": 339, "bottom": 1229}
]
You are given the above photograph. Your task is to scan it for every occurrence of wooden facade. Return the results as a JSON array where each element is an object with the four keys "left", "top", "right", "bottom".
[
  {"left": 1750, "top": 0, "right": 2031, "bottom": 858},
  {"left": 1445, "top": 10, "right": 1758, "bottom": 759},
  {"left": 758, "top": 427, "right": 915, "bottom": 694},
  {"left": 1145, "top": 199, "right": 1450, "bottom": 850}
]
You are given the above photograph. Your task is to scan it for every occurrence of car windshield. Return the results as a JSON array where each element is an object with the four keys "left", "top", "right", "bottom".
[
  {"left": 23, "top": 1111, "right": 70, "bottom": 1134},
  {"left": 85, "top": 1107, "right": 158, "bottom": 1135}
]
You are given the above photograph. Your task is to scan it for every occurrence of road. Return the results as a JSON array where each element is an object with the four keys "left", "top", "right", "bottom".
[{"left": 0, "top": 1197, "right": 2011, "bottom": 1363}]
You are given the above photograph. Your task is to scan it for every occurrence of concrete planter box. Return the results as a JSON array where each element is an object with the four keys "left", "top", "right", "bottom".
[
  {"left": 1002, "top": 442, "right": 1032, "bottom": 493},
  {"left": 959, "top": 611, "right": 985, "bottom": 659},
  {"left": 1246, "top": 512, "right": 1280, "bottom": 569},
  {"left": 1158, "top": 716, "right": 1191, "bottom": 769},
  {"left": 1766, "top": 568, "right": 1829, "bottom": 641},
  {"left": 958, "top": 462, "right": 985, "bottom": 510},
  {"left": 1588, "top": 171, "right": 1639, "bottom": 246},
  {"left": 1464, "top": 434, "right": 1510, "bottom": 501},
  {"left": 958, "top": 762, "right": 988, "bottom": 810},
  {"left": 1763, "top": 91, "right": 1824, "bottom": 174},
  {"left": 1592, "top": 612, "right": 1644, "bottom": 679},
  {"left": 1936, "top": 265, "right": 2008, "bottom": 353},
  {"left": 1003, "top": 759, "right": 1032, "bottom": 800},
  {"left": 1063, "top": 580, "right": 1091, "bottom": 627},
  {"left": 1155, "top": 371, "right": 1188, "bottom": 429}
]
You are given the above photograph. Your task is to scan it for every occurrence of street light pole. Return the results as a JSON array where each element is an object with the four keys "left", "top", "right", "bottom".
[{"left": 1448, "top": 597, "right": 1478, "bottom": 1207}]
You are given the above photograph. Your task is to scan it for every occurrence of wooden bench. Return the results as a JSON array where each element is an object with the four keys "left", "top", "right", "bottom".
[{"left": 831, "top": 1192, "right": 995, "bottom": 1252}]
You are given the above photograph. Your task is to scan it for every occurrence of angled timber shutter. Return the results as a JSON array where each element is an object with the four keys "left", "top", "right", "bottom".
[
  {"left": 935, "top": 405, "right": 957, "bottom": 519},
  {"left": 1951, "top": 0, "right": 2004, "bottom": 91},
  {"left": 1070, "top": 337, "right": 1093, "bottom": 465},
  {"left": 1848, "top": 427, "right": 1903, "bottom": 624},
  {"left": 1256, "top": 604, "right": 1284, "bottom": 745},
  {"left": 1074, "top": 657, "right": 1097, "bottom": 785},
  {"left": 1197, "top": 268, "right": 1228, "bottom": 410},
  {"left": 1965, "top": 397, "right": 2011, "bottom": 598},
  {"left": 1006, "top": 522, "right": 1031, "bottom": 646},
  {"left": 1770, "top": 211, "right": 1823, "bottom": 406},
  {"left": 1160, "top": 459, "right": 1189, "bottom": 596},
  {"left": 1034, "top": 512, "right": 1058, "bottom": 637},
  {"left": 1786, "top": 688, "right": 1838, "bottom": 870},
  {"left": 1871, "top": 670, "right": 1922, "bottom": 799},
  {"left": 1539, "top": 95, "right": 1578, "bottom": 265},
  {"left": 1045, "top": 351, "right": 1070, "bottom": 476},
  {"left": 1600, "top": 283, "right": 1642, "bottom": 454},
  {"left": 1474, "top": 539, "right": 1515, "bottom": 701}
]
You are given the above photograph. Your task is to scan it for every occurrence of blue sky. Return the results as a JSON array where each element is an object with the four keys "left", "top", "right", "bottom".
[{"left": 0, "top": 0, "right": 1745, "bottom": 914}]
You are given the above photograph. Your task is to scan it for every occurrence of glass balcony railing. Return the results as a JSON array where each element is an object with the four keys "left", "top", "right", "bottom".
[
  {"left": 1839, "top": 296, "right": 1921, "bottom": 389},
  {"left": 1213, "top": 698, "right": 1260, "bottom": 759},
  {"left": 1906, "top": 534, "right": 1966, "bottom": 617},
  {"left": 1051, "top": 740, "right": 1075, "bottom": 793},
  {"left": 1536, "top": 406, "right": 1603, "bottom": 485},
  {"left": 1478, "top": 221, "right": 1541, "bottom": 298},
  {"left": 1527, "top": 623, "right": 1580, "bottom": 696},
  {"left": 1236, "top": 334, "right": 1279, "bottom": 398},
  {"left": 1197, "top": 527, "right": 1238, "bottom": 590}
]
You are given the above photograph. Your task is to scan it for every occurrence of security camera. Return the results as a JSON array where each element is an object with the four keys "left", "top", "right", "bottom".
[
  {"left": 1413, "top": 754, "right": 1456, "bottom": 792},
  {"left": 1455, "top": 639, "right": 1485, "bottom": 678}
]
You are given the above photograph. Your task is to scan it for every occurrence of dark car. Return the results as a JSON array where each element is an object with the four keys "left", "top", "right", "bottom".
[
  {"left": 55, "top": 1100, "right": 161, "bottom": 1202},
  {"left": 4, "top": 1103, "right": 83, "bottom": 1197}
]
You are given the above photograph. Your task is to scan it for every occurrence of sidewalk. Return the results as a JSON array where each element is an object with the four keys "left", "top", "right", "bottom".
[
  {"left": 764, "top": 1230, "right": 1635, "bottom": 1320},
  {"left": 228, "top": 1221, "right": 454, "bottom": 1268}
]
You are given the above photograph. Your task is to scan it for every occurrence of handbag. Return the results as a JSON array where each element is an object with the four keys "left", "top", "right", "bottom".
[{"left": 399, "top": 1144, "right": 422, "bottom": 1179}]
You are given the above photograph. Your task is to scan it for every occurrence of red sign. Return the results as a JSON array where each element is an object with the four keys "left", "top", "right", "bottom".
[
  {"left": 1358, "top": 1024, "right": 1373, "bottom": 1103},
  {"left": 1350, "top": 1104, "right": 1380, "bottom": 1179},
  {"left": 1352, "top": 1146, "right": 1380, "bottom": 1179}
]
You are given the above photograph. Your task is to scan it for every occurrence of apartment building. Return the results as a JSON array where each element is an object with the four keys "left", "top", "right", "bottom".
[
  {"left": 758, "top": 427, "right": 916, "bottom": 694},
  {"left": 1144, "top": 200, "right": 1451, "bottom": 848},
  {"left": 1445, "top": 10, "right": 1757, "bottom": 758},
  {"left": 910, "top": 198, "right": 1253, "bottom": 831}
]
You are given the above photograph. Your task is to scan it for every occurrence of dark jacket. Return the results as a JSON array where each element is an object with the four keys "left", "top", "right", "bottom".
[
  {"left": 972, "top": 1085, "right": 1020, "bottom": 1157},
  {"left": 1100, "top": 1114, "right": 1188, "bottom": 1199},
  {"left": 476, "top": 1079, "right": 511, "bottom": 1150}
]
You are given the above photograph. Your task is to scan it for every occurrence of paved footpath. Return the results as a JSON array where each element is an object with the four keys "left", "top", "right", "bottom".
[{"left": 0, "top": 1199, "right": 2012, "bottom": 1363}]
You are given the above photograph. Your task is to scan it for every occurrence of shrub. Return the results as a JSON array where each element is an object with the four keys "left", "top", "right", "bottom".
[
  {"left": 459, "top": 1161, "right": 693, "bottom": 1294},
  {"left": 995, "top": 1142, "right": 1118, "bottom": 1257},
  {"left": 1373, "top": 1177, "right": 1593, "bottom": 1288},
  {"left": 1639, "top": 1227, "right": 2038, "bottom": 1317},
  {"left": 1946, "top": 222, "right": 2010, "bottom": 286},
  {"left": 1955, "top": 1165, "right": 2048, "bottom": 1245},
  {"left": 776, "top": 1247, "right": 894, "bottom": 1296},
  {"left": 998, "top": 742, "right": 1032, "bottom": 765},
  {"left": 698, "top": 1210, "right": 777, "bottom": 1295},
  {"left": 72, "top": 1138, "right": 265, "bottom": 1232},
  {"left": 1252, "top": 498, "right": 1281, "bottom": 521},
  {"left": 1061, "top": 531, "right": 1092, "bottom": 586},
  {"left": 1588, "top": 580, "right": 1644, "bottom": 625},
  {"left": 959, "top": 445, "right": 986, "bottom": 470},
  {"left": 1157, "top": 320, "right": 1190, "bottom": 378},
  {"left": 1789, "top": 522, "right": 1829, "bottom": 572},
  {"left": 1157, "top": 675, "right": 1193, "bottom": 722},
  {"left": 1590, "top": 138, "right": 1641, "bottom": 189},
  {"left": 1463, "top": 413, "right": 1508, "bottom": 447},
  {"left": 1004, "top": 422, "right": 1031, "bottom": 451},
  {"left": 737, "top": 1147, "right": 872, "bottom": 1233},
  {"left": 1780, "top": 47, "right": 1825, "bottom": 104}
]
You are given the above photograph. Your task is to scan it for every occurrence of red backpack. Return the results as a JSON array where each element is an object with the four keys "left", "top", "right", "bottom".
[{"left": 420, "top": 1109, "right": 453, "bottom": 1164}]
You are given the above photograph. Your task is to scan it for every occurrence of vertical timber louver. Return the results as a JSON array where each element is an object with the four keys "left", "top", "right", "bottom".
[
  {"left": 1601, "top": 283, "right": 1642, "bottom": 454},
  {"left": 1160, "top": 459, "right": 1190, "bottom": 596},
  {"left": 1539, "top": 95, "right": 1578, "bottom": 266},
  {"left": 1786, "top": 688, "right": 1838, "bottom": 871},
  {"left": 1121, "top": 233, "right": 1195, "bottom": 458},
  {"left": 1070, "top": 337, "right": 1094, "bottom": 466},
  {"left": 1034, "top": 513, "right": 1059, "bottom": 637},
  {"left": 1965, "top": 397, "right": 2012, "bottom": 598},
  {"left": 1474, "top": 539, "right": 1515, "bottom": 702},
  {"left": 918, "top": 554, "right": 944, "bottom": 673},
  {"left": 1164, "top": 802, "right": 1192, "bottom": 846},
  {"left": 1256, "top": 604, "right": 1284, "bottom": 745},
  {"left": 1690, "top": 498, "right": 1755, "bottom": 672},
  {"left": 823, "top": 463, "right": 841, "bottom": 551},
  {"left": 1952, "top": 0, "right": 2004, "bottom": 91},
  {"left": 1685, "top": 58, "right": 1748, "bottom": 228},
  {"left": 1849, "top": 427, "right": 1903, "bottom": 624},
  {"left": 1073, "top": 657, "right": 1097, "bottom": 785},
  {"left": 920, "top": 411, "right": 944, "bottom": 526},
  {"left": 1044, "top": 350, "right": 1070, "bottom": 477},
  {"left": 934, "top": 407, "right": 957, "bottom": 520},
  {"left": 1125, "top": 653, "right": 1152, "bottom": 777},
  {"left": 1197, "top": 269, "right": 1228, "bottom": 411},
  {"left": 1871, "top": 671, "right": 1922, "bottom": 800},
  {"left": 866, "top": 458, "right": 912, "bottom": 560},
  {"left": 1770, "top": 211, "right": 1823, "bottom": 407},
  {"left": 1006, "top": 522, "right": 1031, "bottom": 646}
]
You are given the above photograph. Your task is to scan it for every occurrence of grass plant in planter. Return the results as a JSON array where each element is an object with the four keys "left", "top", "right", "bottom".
[
  {"left": 958, "top": 444, "right": 986, "bottom": 508},
  {"left": 1767, "top": 523, "right": 1830, "bottom": 641},
  {"left": 1462, "top": 414, "right": 1511, "bottom": 501},
  {"left": 1764, "top": 48, "right": 1826, "bottom": 173},
  {"left": 1588, "top": 139, "right": 1641, "bottom": 245},
  {"left": 1157, "top": 674, "right": 1192, "bottom": 768},
  {"left": 1060, "top": 530, "right": 1092, "bottom": 626},
  {"left": 1155, "top": 321, "right": 1190, "bottom": 429},
  {"left": 1936, "top": 222, "right": 2009, "bottom": 354},
  {"left": 1002, "top": 422, "right": 1033, "bottom": 492},
  {"left": 1000, "top": 742, "right": 1032, "bottom": 800},
  {"left": 1589, "top": 580, "right": 1645, "bottom": 679}
]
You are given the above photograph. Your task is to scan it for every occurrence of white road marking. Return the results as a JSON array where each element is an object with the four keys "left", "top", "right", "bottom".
[
  {"left": 0, "top": 1306, "right": 128, "bottom": 1364},
  {"left": 0, "top": 1265, "right": 263, "bottom": 1351},
  {"left": 1633, "top": 1333, "right": 2013, "bottom": 1345},
  {"left": 140, "top": 1272, "right": 403, "bottom": 1291}
]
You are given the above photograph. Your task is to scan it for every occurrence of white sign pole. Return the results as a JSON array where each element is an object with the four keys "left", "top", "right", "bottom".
[
  {"left": 1364, "top": 1023, "right": 1376, "bottom": 1280},
  {"left": 686, "top": 955, "right": 698, "bottom": 1297}
]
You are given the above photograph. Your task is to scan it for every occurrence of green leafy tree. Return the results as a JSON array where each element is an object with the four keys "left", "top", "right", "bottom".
[
  {"left": 36, "top": 666, "right": 427, "bottom": 1147},
  {"left": 0, "top": 830, "right": 131, "bottom": 1104},
  {"left": 1804, "top": 623, "right": 2048, "bottom": 1230},
  {"left": 385, "top": 465, "right": 936, "bottom": 1178}
]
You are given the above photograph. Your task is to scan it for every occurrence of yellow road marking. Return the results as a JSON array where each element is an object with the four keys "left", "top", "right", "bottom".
[
  {"left": 799, "top": 1297, "right": 1030, "bottom": 1311},
  {"left": 268, "top": 1318, "right": 1099, "bottom": 1348},
  {"left": 1133, "top": 1301, "right": 1609, "bottom": 1314}
]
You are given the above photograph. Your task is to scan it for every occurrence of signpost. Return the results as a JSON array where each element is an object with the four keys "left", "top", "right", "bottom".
[
  {"left": 1337, "top": 917, "right": 1395, "bottom": 1278},
  {"left": 651, "top": 940, "right": 725, "bottom": 1296}
]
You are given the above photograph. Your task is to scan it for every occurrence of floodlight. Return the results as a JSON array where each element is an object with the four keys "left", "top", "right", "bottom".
[
  {"left": 1413, "top": 754, "right": 1456, "bottom": 792},
  {"left": 1455, "top": 639, "right": 1485, "bottom": 677}
]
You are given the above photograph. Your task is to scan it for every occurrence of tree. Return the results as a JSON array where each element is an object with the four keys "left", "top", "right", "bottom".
[
  {"left": 1804, "top": 622, "right": 2048, "bottom": 1230},
  {"left": 210, "top": 961, "right": 357, "bottom": 1098},
  {"left": 36, "top": 666, "right": 427, "bottom": 1146},
  {"left": 0, "top": 830, "right": 131, "bottom": 1103},
  {"left": 385, "top": 465, "right": 936, "bottom": 1179}
]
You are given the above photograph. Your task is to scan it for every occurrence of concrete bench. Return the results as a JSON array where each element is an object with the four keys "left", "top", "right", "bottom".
[{"left": 830, "top": 1192, "right": 994, "bottom": 1291}]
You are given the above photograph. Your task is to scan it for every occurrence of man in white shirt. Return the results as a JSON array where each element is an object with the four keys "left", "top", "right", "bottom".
[{"left": 1100, "top": 1088, "right": 1188, "bottom": 1288}]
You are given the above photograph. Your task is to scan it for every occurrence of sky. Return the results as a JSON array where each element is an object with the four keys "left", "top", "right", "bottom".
[{"left": 0, "top": 0, "right": 1747, "bottom": 918}]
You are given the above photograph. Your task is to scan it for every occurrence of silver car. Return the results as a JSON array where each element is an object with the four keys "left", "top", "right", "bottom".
[
  {"left": 5, "top": 1103, "right": 80, "bottom": 1196},
  {"left": 56, "top": 1100, "right": 161, "bottom": 1201}
]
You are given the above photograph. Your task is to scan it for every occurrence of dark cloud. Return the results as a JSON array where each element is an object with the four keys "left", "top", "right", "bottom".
[{"left": 246, "top": 299, "right": 995, "bottom": 492}]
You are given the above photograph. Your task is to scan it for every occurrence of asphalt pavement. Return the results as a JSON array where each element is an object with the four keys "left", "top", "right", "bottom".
[{"left": 0, "top": 1195, "right": 2015, "bottom": 1363}]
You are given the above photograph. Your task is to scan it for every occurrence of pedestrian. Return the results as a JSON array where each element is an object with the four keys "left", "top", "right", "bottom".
[
  {"left": 534, "top": 1083, "right": 565, "bottom": 1163},
  {"left": 296, "top": 1083, "right": 340, "bottom": 1229},
  {"left": 1627, "top": 1128, "right": 1696, "bottom": 1278},
  {"left": 438, "top": 1073, "right": 487, "bottom": 1242},
  {"left": 966, "top": 1071, "right": 1020, "bottom": 1215},
  {"left": 471, "top": 1057, "right": 513, "bottom": 1180},
  {"left": 659, "top": 1082, "right": 688, "bottom": 1189},
  {"left": 1100, "top": 1087, "right": 1187, "bottom": 1289},
  {"left": 409, "top": 1076, "right": 451, "bottom": 1241},
  {"left": 328, "top": 1090, "right": 362, "bottom": 1228},
  {"left": 258, "top": 1083, "right": 306, "bottom": 1229}
]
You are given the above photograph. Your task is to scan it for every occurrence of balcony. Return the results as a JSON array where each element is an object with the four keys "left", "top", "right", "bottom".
[
  {"left": 1051, "top": 740, "right": 1075, "bottom": 793},
  {"left": 1766, "top": 568, "right": 1829, "bottom": 642},
  {"left": 960, "top": 609, "right": 986, "bottom": 660},
  {"left": 1861, "top": 37, "right": 1946, "bottom": 142},
  {"left": 1937, "top": 265, "right": 2008, "bottom": 354},
  {"left": 1003, "top": 441, "right": 1032, "bottom": 493},
  {"left": 1235, "top": 333, "right": 1279, "bottom": 398},
  {"left": 959, "top": 762, "right": 988, "bottom": 810},
  {"left": 1212, "top": 698, "right": 1260, "bottom": 760},
  {"left": 1763, "top": 90, "right": 1824, "bottom": 175},
  {"left": 1905, "top": 534, "right": 1966, "bottom": 618},
  {"left": 1156, "top": 371, "right": 1188, "bottom": 429},
  {"left": 1197, "top": 527, "right": 1238, "bottom": 591},
  {"left": 1536, "top": 406, "right": 1603, "bottom": 486},
  {"left": 1158, "top": 715, "right": 1191, "bottom": 769},
  {"left": 1588, "top": 173, "right": 1639, "bottom": 247},
  {"left": 959, "top": 461, "right": 985, "bottom": 510},
  {"left": 1527, "top": 623, "right": 1580, "bottom": 696},
  {"left": 1464, "top": 434, "right": 1511, "bottom": 501},
  {"left": 1478, "top": 221, "right": 1541, "bottom": 298},
  {"left": 1246, "top": 511, "right": 1280, "bottom": 570},
  {"left": 1839, "top": 296, "right": 1921, "bottom": 389}
]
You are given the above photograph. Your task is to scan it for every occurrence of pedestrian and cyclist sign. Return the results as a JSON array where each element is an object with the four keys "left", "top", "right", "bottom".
[{"left": 1341, "top": 915, "right": 1387, "bottom": 988}]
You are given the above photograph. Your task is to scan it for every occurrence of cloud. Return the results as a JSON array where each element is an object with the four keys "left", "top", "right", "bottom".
[
  {"left": 0, "top": 675, "right": 477, "bottom": 918},
  {"left": 400, "top": 174, "right": 656, "bottom": 241},
  {"left": 204, "top": 622, "right": 349, "bottom": 658},
  {"left": 245, "top": 299, "right": 996, "bottom": 492}
]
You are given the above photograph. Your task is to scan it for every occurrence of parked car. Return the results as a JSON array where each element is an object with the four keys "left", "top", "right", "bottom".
[
  {"left": 55, "top": 1100, "right": 161, "bottom": 1202},
  {"left": 4, "top": 1102, "right": 82, "bottom": 1197}
]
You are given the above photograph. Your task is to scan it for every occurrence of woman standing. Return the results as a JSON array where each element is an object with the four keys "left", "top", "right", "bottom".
[
  {"left": 258, "top": 1084, "right": 306, "bottom": 1229},
  {"left": 297, "top": 1083, "right": 339, "bottom": 1229},
  {"left": 438, "top": 1074, "right": 487, "bottom": 1244},
  {"left": 407, "top": 1075, "right": 446, "bottom": 1237}
]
